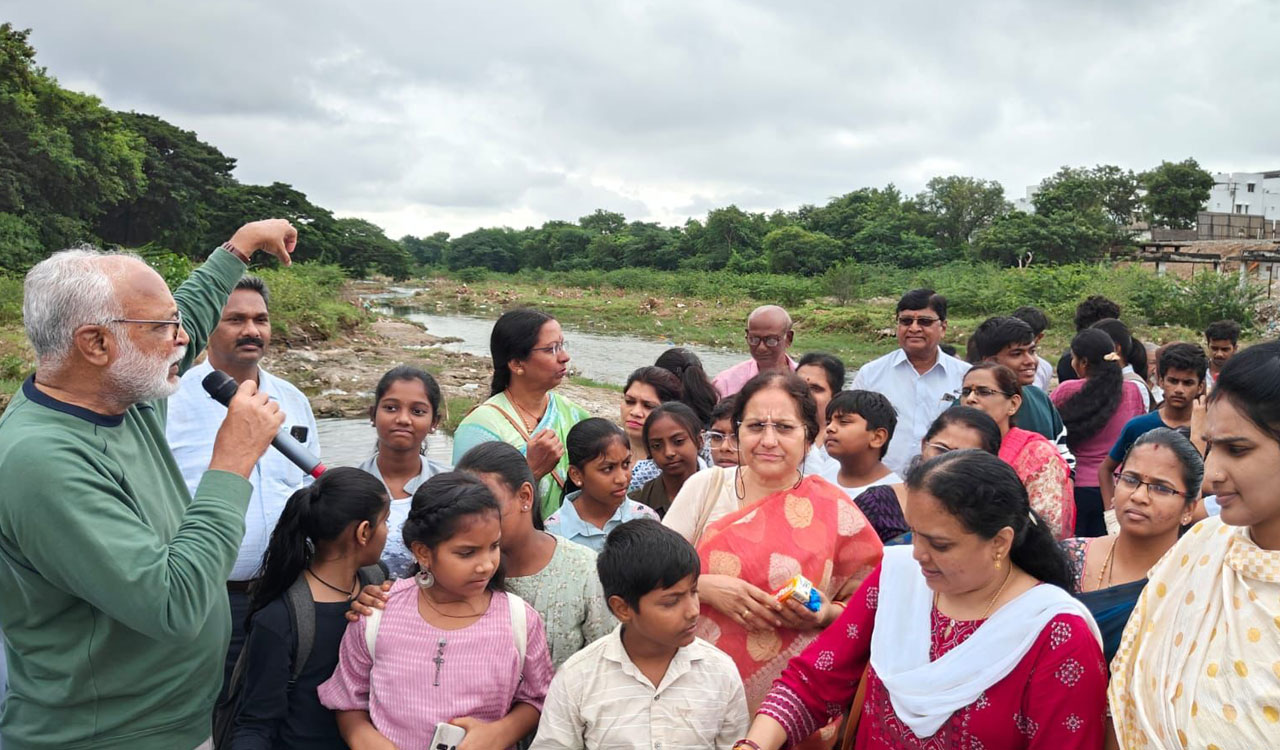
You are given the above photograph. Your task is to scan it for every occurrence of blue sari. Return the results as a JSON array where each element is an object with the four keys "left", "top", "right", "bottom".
[{"left": 1075, "top": 578, "right": 1146, "bottom": 664}]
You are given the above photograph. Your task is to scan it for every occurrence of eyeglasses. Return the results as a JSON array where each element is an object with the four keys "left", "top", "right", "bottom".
[
  {"left": 961, "top": 386, "right": 1012, "bottom": 399},
  {"left": 897, "top": 316, "right": 940, "bottom": 328},
  {"left": 747, "top": 335, "right": 784, "bottom": 348},
  {"left": 741, "top": 420, "right": 801, "bottom": 437},
  {"left": 1113, "top": 472, "right": 1186, "bottom": 499},
  {"left": 704, "top": 430, "right": 737, "bottom": 448},
  {"left": 109, "top": 310, "right": 183, "bottom": 340},
  {"left": 530, "top": 340, "right": 567, "bottom": 356}
]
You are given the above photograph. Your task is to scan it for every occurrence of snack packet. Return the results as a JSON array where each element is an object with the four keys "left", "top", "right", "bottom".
[{"left": 775, "top": 574, "right": 822, "bottom": 612}]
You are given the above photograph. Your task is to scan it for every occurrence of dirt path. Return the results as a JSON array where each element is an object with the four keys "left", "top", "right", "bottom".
[{"left": 267, "top": 310, "right": 621, "bottom": 423}]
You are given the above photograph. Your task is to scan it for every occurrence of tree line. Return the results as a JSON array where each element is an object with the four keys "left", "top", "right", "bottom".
[{"left": 2, "top": 23, "right": 1215, "bottom": 281}]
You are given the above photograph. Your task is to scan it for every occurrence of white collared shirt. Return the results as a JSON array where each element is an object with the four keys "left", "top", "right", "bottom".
[
  {"left": 358, "top": 452, "right": 450, "bottom": 578},
  {"left": 530, "top": 625, "right": 748, "bottom": 750},
  {"left": 166, "top": 360, "right": 319, "bottom": 581},
  {"left": 849, "top": 347, "right": 971, "bottom": 474}
]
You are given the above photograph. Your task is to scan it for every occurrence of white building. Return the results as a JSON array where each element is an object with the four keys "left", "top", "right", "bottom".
[{"left": 1207, "top": 171, "right": 1280, "bottom": 218}]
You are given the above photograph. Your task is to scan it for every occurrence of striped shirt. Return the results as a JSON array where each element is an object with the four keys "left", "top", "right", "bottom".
[
  {"left": 530, "top": 625, "right": 748, "bottom": 750},
  {"left": 318, "top": 579, "right": 554, "bottom": 749}
]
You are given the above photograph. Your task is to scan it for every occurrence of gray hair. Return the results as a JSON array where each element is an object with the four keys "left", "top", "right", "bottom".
[{"left": 23, "top": 247, "right": 137, "bottom": 369}]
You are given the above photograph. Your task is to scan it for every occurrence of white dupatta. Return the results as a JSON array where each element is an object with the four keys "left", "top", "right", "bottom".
[{"left": 868, "top": 546, "right": 1101, "bottom": 738}]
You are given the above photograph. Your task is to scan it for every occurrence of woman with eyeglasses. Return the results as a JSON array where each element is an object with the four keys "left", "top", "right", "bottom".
[
  {"left": 1050, "top": 328, "right": 1147, "bottom": 538},
  {"left": 1109, "top": 342, "right": 1280, "bottom": 748},
  {"left": 1062, "top": 428, "right": 1200, "bottom": 663},
  {"left": 962, "top": 363, "right": 1075, "bottom": 540},
  {"left": 663, "top": 371, "right": 883, "bottom": 748},
  {"left": 452, "top": 308, "right": 589, "bottom": 518}
]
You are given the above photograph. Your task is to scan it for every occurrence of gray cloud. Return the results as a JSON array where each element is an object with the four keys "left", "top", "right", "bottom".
[{"left": 4, "top": 0, "right": 1278, "bottom": 238}]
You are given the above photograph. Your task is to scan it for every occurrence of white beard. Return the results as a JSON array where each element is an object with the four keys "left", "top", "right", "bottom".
[{"left": 110, "top": 334, "right": 186, "bottom": 404}]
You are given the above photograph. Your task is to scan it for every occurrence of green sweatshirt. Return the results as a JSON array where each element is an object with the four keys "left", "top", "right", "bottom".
[{"left": 0, "top": 249, "right": 252, "bottom": 750}]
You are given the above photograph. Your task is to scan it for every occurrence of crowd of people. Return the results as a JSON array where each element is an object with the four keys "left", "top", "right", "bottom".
[{"left": 0, "top": 219, "right": 1274, "bottom": 750}]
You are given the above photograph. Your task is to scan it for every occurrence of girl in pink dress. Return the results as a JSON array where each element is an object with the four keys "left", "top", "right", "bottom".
[
  {"left": 319, "top": 472, "right": 554, "bottom": 750},
  {"left": 735, "top": 450, "right": 1107, "bottom": 750}
]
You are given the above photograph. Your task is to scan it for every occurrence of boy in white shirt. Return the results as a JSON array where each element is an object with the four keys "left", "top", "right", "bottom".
[
  {"left": 531, "top": 519, "right": 747, "bottom": 750},
  {"left": 820, "top": 390, "right": 901, "bottom": 497}
]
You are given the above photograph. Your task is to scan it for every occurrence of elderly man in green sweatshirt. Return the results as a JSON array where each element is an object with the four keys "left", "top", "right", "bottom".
[{"left": 0, "top": 220, "right": 298, "bottom": 750}]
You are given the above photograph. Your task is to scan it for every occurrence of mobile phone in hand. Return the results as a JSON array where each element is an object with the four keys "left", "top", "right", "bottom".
[{"left": 430, "top": 722, "right": 466, "bottom": 750}]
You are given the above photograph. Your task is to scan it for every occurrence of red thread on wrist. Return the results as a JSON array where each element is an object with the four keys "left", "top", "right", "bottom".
[{"left": 733, "top": 740, "right": 762, "bottom": 750}]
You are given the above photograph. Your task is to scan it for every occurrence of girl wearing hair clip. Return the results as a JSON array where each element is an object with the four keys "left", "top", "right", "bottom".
[{"left": 1051, "top": 329, "right": 1147, "bottom": 537}]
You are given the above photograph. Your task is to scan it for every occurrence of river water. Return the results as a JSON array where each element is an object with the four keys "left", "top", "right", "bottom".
[{"left": 316, "top": 297, "right": 798, "bottom": 465}]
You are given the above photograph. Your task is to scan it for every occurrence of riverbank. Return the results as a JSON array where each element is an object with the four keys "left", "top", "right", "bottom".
[
  {"left": 383, "top": 273, "right": 1224, "bottom": 370},
  {"left": 265, "top": 310, "right": 622, "bottom": 423}
]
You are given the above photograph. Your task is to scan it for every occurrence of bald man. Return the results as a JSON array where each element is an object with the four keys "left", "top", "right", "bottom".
[
  {"left": 711, "top": 305, "right": 798, "bottom": 397},
  {"left": 0, "top": 221, "right": 295, "bottom": 750}
]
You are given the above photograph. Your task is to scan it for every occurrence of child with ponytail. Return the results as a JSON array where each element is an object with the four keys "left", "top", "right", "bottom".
[
  {"left": 1051, "top": 328, "right": 1146, "bottom": 537},
  {"left": 545, "top": 418, "right": 658, "bottom": 552},
  {"left": 225, "top": 467, "right": 390, "bottom": 749},
  {"left": 319, "top": 472, "right": 554, "bottom": 750}
]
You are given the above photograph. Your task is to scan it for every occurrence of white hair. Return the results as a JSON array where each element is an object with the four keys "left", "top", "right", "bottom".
[{"left": 23, "top": 246, "right": 139, "bottom": 369}]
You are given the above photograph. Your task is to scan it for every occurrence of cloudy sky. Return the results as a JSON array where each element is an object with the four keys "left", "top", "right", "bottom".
[{"left": 6, "top": 1, "right": 1279, "bottom": 238}]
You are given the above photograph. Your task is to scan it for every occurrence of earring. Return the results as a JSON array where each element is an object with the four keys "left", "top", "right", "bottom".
[
  {"left": 415, "top": 568, "right": 435, "bottom": 589},
  {"left": 522, "top": 505, "right": 530, "bottom": 512},
  {"left": 994, "top": 557, "right": 1002, "bottom": 570},
  {"left": 516, "top": 368, "right": 525, "bottom": 375}
]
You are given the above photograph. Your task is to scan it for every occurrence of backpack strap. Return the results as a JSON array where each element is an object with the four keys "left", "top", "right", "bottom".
[
  {"left": 283, "top": 575, "right": 316, "bottom": 685},
  {"left": 364, "top": 606, "right": 384, "bottom": 660},
  {"left": 508, "top": 591, "right": 528, "bottom": 666}
]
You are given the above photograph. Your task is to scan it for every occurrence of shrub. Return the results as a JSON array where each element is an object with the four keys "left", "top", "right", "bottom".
[
  {"left": 1128, "top": 270, "right": 1262, "bottom": 329},
  {"left": 454, "top": 267, "right": 490, "bottom": 283},
  {"left": 255, "top": 263, "right": 367, "bottom": 340}
]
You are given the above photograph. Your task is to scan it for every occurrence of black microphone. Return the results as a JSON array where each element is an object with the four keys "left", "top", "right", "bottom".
[{"left": 201, "top": 369, "right": 326, "bottom": 478}]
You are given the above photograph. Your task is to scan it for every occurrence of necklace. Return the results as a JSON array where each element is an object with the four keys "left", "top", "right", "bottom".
[
  {"left": 935, "top": 564, "right": 1014, "bottom": 639},
  {"left": 1095, "top": 537, "right": 1118, "bottom": 590},
  {"left": 505, "top": 390, "right": 547, "bottom": 430},
  {"left": 307, "top": 568, "right": 356, "bottom": 599},
  {"left": 420, "top": 590, "right": 486, "bottom": 619}
]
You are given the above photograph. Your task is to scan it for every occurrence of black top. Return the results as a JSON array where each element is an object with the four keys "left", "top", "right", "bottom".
[
  {"left": 232, "top": 597, "right": 350, "bottom": 750},
  {"left": 1056, "top": 349, "right": 1079, "bottom": 385}
]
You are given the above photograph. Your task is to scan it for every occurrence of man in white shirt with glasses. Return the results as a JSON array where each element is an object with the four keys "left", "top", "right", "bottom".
[{"left": 849, "top": 289, "right": 970, "bottom": 474}]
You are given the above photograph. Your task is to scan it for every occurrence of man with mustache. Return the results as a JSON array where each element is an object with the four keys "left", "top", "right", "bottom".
[
  {"left": 166, "top": 274, "right": 319, "bottom": 697},
  {"left": 0, "top": 220, "right": 295, "bottom": 750}
]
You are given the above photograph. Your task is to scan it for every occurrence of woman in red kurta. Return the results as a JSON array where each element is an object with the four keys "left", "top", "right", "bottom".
[{"left": 734, "top": 450, "right": 1107, "bottom": 750}]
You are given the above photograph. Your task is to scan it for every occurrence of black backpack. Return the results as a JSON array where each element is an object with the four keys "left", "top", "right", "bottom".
[{"left": 212, "top": 564, "right": 387, "bottom": 749}]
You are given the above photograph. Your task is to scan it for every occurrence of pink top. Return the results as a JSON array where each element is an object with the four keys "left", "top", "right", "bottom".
[
  {"left": 1049, "top": 380, "right": 1145, "bottom": 488},
  {"left": 318, "top": 579, "right": 554, "bottom": 749},
  {"left": 712, "top": 356, "right": 799, "bottom": 398}
]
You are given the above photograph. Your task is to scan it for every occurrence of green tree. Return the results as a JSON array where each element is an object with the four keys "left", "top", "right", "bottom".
[
  {"left": 522, "top": 221, "right": 592, "bottom": 270},
  {"left": 578, "top": 209, "right": 626, "bottom": 235},
  {"left": 0, "top": 23, "right": 147, "bottom": 257},
  {"left": 332, "top": 217, "right": 411, "bottom": 279},
  {"left": 973, "top": 209, "right": 1113, "bottom": 266},
  {"left": 697, "top": 205, "right": 765, "bottom": 270},
  {"left": 96, "top": 112, "right": 236, "bottom": 256},
  {"left": 447, "top": 227, "right": 522, "bottom": 272},
  {"left": 764, "top": 226, "right": 843, "bottom": 275},
  {"left": 915, "top": 176, "right": 1010, "bottom": 252},
  {"left": 1141, "top": 158, "right": 1214, "bottom": 229},
  {"left": 400, "top": 231, "right": 449, "bottom": 266}
]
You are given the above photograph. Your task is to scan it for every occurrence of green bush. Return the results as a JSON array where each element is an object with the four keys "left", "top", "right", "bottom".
[
  {"left": 137, "top": 245, "right": 195, "bottom": 289},
  {"left": 255, "top": 263, "right": 367, "bottom": 340},
  {"left": 0, "top": 275, "right": 22, "bottom": 327},
  {"left": 1128, "top": 271, "right": 1262, "bottom": 329},
  {"left": 453, "top": 267, "right": 490, "bottom": 283}
]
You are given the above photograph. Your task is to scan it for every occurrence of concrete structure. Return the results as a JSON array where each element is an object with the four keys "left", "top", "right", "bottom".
[{"left": 1207, "top": 171, "right": 1280, "bottom": 219}]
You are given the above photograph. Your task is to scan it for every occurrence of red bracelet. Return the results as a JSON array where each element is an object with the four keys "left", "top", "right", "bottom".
[
  {"left": 220, "top": 241, "right": 250, "bottom": 264},
  {"left": 733, "top": 740, "right": 762, "bottom": 750}
]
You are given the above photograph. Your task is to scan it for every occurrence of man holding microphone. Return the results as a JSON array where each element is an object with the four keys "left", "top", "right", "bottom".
[{"left": 0, "top": 220, "right": 297, "bottom": 750}]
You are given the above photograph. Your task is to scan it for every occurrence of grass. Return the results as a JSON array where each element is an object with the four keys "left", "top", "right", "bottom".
[
  {"left": 405, "top": 262, "right": 1257, "bottom": 369},
  {"left": 441, "top": 395, "right": 482, "bottom": 435}
]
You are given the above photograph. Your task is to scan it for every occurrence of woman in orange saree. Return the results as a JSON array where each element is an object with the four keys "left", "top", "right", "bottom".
[{"left": 665, "top": 372, "right": 884, "bottom": 749}]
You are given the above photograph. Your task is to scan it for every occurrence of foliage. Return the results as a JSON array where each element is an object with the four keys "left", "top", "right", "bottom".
[
  {"left": 137, "top": 245, "right": 194, "bottom": 289},
  {"left": 0, "top": 274, "right": 22, "bottom": 326},
  {"left": 1141, "top": 158, "right": 1215, "bottom": 229},
  {"left": 972, "top": 209, "right": 1116, "bottom": 266},
  {"left": 253, "top": 264, "right": 367, "bottom": 340},
  {"left": 1127, "top": 270, "right": 1263, "bottom": 329},
  {"left": 915, "top": 176, "right": 1011, "bottom": 252}
]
